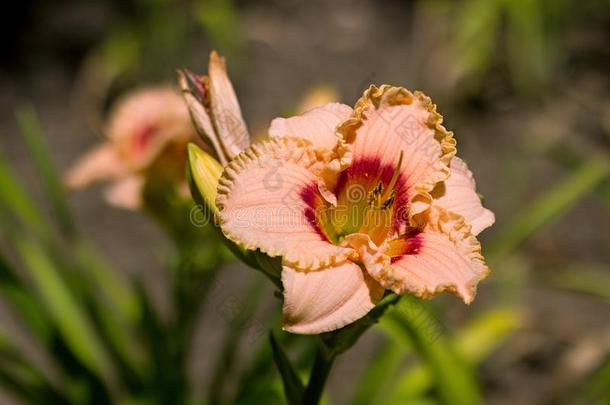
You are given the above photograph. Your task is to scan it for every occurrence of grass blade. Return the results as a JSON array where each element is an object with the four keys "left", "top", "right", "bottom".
[
  {"left": 454, "top": 307, "right": 522, "bottom": 364},
  {"left": 488, "top": 157, "right": 610, "bottom": 263},
  {"left": 75, "top": 242, "right": 140, "bottom": 324},
  {"left": 349, "top": 339, "right": 405, "bottom": 405},
  {"left": 385, "top": 306, "right": 521, "bottom": 402},
  {"left": 381, "top": 298, "right": 482, "bottom": 405},
  {"left": 0, "top": 150, "right": 48, "bottom": 237},
  {"left": 546, "top": 262, "right": 610, "bottom": 301},
  {"left": 0, "top": 252, "right": 53, "bottom": 343},
  {"left": 15, "top": 105, "right": 76, "bottom": 237},
  {"left": 207, "top": 276, "right": 266, "bottom": 404},
  {"left": 14, "top": 238, "right": 115, "bottom": 386}
]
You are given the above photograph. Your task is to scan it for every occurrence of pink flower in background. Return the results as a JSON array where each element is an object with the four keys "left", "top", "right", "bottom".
[
  {"left": 66, "top": 86, "right": 197, "bottom": 209},
  {"left": 215, "top": 85, "right": 495, "bottom": 334}
]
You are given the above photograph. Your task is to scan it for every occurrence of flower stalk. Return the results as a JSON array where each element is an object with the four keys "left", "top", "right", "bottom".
[{"left": 303, "top": 343, "right": 335, "bottom": 405}]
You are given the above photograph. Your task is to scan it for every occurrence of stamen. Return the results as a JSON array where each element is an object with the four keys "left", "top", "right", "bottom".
[
  {"left": 346, "top": 153, "right": 407, "bottom": 244},
  {"left": 381, "top": 151, "right": 403, "bottom": 202}
]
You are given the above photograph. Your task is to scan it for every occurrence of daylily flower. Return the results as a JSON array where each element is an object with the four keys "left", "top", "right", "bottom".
[
  {"left": 66, "top": 86, "right": 198, "bottom": 209},
  {"left": 214, "top": 85, "right": 495, "bottom": 334}
]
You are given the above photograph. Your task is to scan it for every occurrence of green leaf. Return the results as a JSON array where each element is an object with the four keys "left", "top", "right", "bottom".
[
  {"left": 15, "top": 105, "right": 76, "bottom": 237},
  {"left": 15, "top": 238, "right": 115, "bottom": 384},
  {"left": 488, "top": 157, "right": 610, "bottom": 263},
  {"left": 0, "top": 251, "right": 53, "bottom": 342},
  {"left": 11, "top": 119, "right": 146, "bottom": 378},
  {"left": 0, "top": 363, "right": 62, "bottom": 404},
  {"left": 233, "top": 307, "right": 284, "bottom": 402},
  {"left": 385, "top": 306, "right": 521, "bottom": 403},
  {"left": 454, "top": 307, "right": 522, "bottom": 365},
  {"left": 384, "top": 363, "right": 433, "bottom": 404},
  {"left": 381, "top": 297, "right": 482, "bottom": 405},
  {"left": 269, "top": 332, "right": 304, "bottom": 405},
  {"left": 71, "top": 241, "right": 139, "bottom": 323},
  {"left": 0, "top": 122, "right": 140, "bottom": 340},
  {"left": 453, "top": 0, "right": 502, "bottom": 85},
  {"left": 546, "top": 262, "right": 610, "bottom": 301},
  {"left": 0, "top": 150, "right": 48, "bottom": 237},
  {"left": 0, "top": 333, "right": 70, "bottom": 403},
  {"left": 505, "top": 0, "right": 553, "bottom": 94},
  {"left": 194, "top": 0, "right": 244, "bottom": 61},
  {"left": 88, "top": 288, "right": 147, "bottom": 381},
  {"left": 548, "top": 146, "right": 610, "bottom": 211},
  {"left": 208, "top": 276, "right": 266, "bottom": 404},
  {"left": 135, "top": 283, "right": 173, "bottom": 401},
  {"left": 349, "top": 338, "right": 405, "bottom": 405}
]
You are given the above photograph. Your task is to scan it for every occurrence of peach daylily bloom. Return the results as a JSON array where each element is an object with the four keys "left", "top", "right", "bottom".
[
  {"left": 216, "top": 85, "right": 494, "bottom": 334},
  {"left": 66, "top": 86, "right": 197, "bottom": 209}
]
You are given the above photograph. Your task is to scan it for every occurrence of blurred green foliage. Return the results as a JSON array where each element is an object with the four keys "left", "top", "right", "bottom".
[
  {"left": 451, "top": 0, "right": 610, "bottom": 96},
  {"left": 0, "top": 107, "right": 229, "bottom": 403}
]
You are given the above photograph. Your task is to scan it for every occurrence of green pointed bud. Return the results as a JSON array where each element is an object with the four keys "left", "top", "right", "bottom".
[{"left": 187, "top": 143, "right": 223, "bottom": 219}]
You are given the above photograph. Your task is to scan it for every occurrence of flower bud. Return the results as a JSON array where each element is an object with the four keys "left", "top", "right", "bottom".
[{"left": 187, "top": 143, "right": 223, "bottom": 219}]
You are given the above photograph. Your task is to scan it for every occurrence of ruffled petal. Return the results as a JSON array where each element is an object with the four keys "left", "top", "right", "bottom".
[
  {"left": 337, "top": 85, "right": 456, "bottom": 220},
  {"left": 432, "top": 157, "right": 495, "bottom": 235},
  {"left": 282, "top": 261, "right": 384, "bottom": 334},
  {"left": 269, "top": 102, "right": 353, "bottom": 151},
  {"left": 65, "top": 144, "right": 127, "bottom": 189},
  {"left": 103, "top": 176, "right": 144, "bottom": 210},
  {"left": 208, "top": 51, "right": 250, "bottom": 159},
  {"left": 217, "top": 137, "right": 353, "bottom": 269},
  {"left": 362, "top": 208, "right": 490, "bottom": 304},
  {"left": 340, "top": 231, "right": 384, "bottom": 264}
]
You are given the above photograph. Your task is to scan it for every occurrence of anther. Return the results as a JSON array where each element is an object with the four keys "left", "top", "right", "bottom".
[
  {"left": 367, "top": 181, "right": 384, "bottom": 206},
  {"left": 381, "top": 190, "right": 397, "bottom": 209}
]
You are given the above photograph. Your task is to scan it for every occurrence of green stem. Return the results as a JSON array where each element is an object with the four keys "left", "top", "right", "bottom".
[{"left": 303, "top": 345, "right": 335, "bottom": 405}]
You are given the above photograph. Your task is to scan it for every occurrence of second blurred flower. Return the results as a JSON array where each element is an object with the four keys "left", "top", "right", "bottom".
[{"left": 66, "top": 86, "right": 198, "bottom": 210}]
